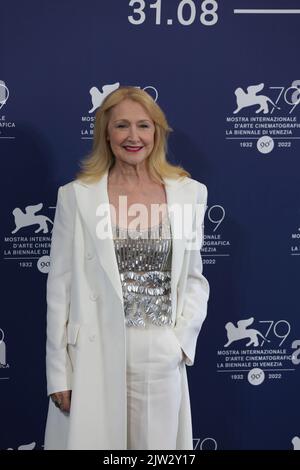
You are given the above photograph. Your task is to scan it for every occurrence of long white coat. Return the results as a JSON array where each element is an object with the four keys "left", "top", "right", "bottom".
[{"left": 44, "top": 171, "right": 209, "bottom": 450}]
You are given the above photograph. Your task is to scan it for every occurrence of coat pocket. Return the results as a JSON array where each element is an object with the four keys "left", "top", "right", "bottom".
[{"left": 66, "top": 322, "right": 80, "bottom": 346}]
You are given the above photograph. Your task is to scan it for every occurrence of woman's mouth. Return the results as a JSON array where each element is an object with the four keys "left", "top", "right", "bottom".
[{"left": 123, "top": 146, "right": 143, "bottom": 153}]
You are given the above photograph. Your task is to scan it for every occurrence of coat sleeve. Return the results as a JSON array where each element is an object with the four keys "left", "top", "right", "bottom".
[
  {"left": 174, "top": 182, "right": 210, "bottom": 366},
  {"left": 46, "top": 184, "right": 75, "bottom": 395}
]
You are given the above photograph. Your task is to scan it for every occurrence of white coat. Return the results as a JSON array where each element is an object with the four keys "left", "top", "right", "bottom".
[{"left": 44, "top": 170, "right": 209, "bottom": 450}]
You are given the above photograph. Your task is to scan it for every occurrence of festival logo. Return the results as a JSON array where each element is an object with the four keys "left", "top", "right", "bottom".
[
  {"left": 290, "top": 223, "right": 300, "bottom": 257},
  {"left": 226, "top": 80, "right": 300, "bottom": 154},
  {"left": 0, "top": 80, "right": 16, "bottom": 139},
  {"left": 224, "top": 318, "right": 269, "bottom": 348},
  {"left": 292, "top": 436, "right": 300, "bottom": 450},
  {"left": 193, "top": 437, "right": 218, "bottom": 450},
  {"left": 233, "top": 83, "right": 280, "bottom": 115},
  {"left": 7, "top": 442, "right": 36, "bottom": 450},
  {"left": 0, "top": 328, "right": 8, "bottom": 368},
  {"left": 89, "top": 82, "right": 120, "bottom": 113},
  {"left": 291, "top": 340, "right": 300, "bottom": 365},
  {"left": 11, "top": 203, "right": 53, "bottom": 235},
  {"left": 216, "top": 316, "right": 300, "bottom": 385},
  {"left": 3, "top": 202, "right": 54, "bottom": 273},
  {"left": 0, "top": 80, "right": 9, "bottom": 110},
  {"left": 202, "top": 204, "right": 231, "bottom": 267}
]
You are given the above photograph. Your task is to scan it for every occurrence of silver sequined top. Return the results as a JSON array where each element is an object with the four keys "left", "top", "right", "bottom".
[{"left": 112, "top": 215, "right": 172, "bottom": 327}]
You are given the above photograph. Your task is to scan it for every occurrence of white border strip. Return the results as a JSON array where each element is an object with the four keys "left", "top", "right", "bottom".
[{"left": 234, "top": 9, "right": 300, "bottom": 14}]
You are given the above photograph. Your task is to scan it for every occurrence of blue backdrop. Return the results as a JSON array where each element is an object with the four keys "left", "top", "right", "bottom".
[{"left": 1, "top": 0, "right": 299, "bottom": 451}]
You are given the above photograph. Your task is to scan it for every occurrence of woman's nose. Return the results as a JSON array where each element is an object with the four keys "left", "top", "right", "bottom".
[{"left": 127, "top": 125, "right": 139, "bottom": 141}]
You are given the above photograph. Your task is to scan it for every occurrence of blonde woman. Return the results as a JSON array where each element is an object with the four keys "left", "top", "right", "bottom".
[{"left": 44, "top": 86, "right": 209, "bottom": 450}]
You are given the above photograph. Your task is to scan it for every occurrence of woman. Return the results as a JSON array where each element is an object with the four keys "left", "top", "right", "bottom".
[{"left": 44, "top": 86, "right": 209, "bottom": 450}]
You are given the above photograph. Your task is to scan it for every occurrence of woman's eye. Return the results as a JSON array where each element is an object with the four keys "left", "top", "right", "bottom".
[{"left": 115, "top": 123, "right": 151, "bottom": 129}]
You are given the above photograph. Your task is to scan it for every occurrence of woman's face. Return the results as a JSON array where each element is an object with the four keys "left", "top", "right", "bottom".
[{"left": 107, "top": 99, "right": 155, "bottom": 166}]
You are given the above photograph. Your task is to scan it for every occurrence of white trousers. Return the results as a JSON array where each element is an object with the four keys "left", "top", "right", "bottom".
[{"left": 126, "top": 324, "right": 183, "bottom": 450}]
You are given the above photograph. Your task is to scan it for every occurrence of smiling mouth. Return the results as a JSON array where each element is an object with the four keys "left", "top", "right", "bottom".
[{"left": 123, "top": 146, "right": 144, "bottom": 153}]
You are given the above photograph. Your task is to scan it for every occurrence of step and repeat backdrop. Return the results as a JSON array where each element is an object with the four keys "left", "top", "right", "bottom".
[{"left": 1, "top": 0, "right": 299, "bottom": 450}]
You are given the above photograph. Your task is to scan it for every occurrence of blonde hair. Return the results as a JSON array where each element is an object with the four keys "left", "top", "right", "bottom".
[{"left": 76, "top": 86, "right": 190, "bottom": 184}]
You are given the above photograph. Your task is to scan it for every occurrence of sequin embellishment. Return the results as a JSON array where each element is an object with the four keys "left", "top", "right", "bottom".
[{"left": 112, "top": 215, "right": 172, "bottom": 327}]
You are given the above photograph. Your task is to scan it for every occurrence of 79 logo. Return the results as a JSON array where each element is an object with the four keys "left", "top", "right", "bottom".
[
  {"left": 270, "top": 80, "right": 300, "bottom": 114},
  {"left": 205, "top": 204, "right": 225, "bottom": 232}
]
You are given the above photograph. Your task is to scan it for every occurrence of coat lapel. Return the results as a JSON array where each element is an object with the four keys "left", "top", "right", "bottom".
[{"left": 73, "top": 171, "right": 194, "bottom": 314}]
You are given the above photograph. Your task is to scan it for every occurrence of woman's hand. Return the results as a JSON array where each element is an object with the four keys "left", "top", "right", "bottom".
[{"left": 50, "top": 390, "right": 72, "bottom": 413}]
